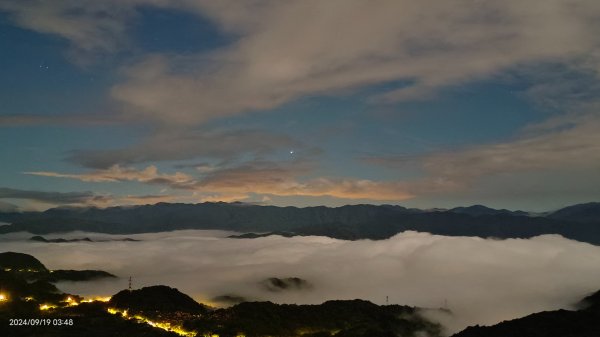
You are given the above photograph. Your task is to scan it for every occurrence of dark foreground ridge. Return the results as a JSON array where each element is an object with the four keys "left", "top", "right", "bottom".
[
  {"left": 451, "top": 289, "right": 600, "bottom": 337},
  {"left": 3, "top": 252, "right": 600, "bottom": 337},
  {"left": 110, "top": 286, "right": 209, "bottom": 314},
  {"left": 0, "top": 252, "right": 48, "bottom": 272},
  {"left": 0, "top": 252, "right": 443, "bottom": 337},
  {"left": 1, "top": 202, "right": 600, "bottom": 244}
]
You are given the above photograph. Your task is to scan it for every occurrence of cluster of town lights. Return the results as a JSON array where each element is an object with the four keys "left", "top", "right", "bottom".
[
  {"left": 39, "top": 304, "right": 57, "bottom": 311},
  {"left": 0, "top": 292, "right": 247, "bottom": 337},
  {"left": 39, "top": 296, "right": 111, "bottom": 311},
  {"left": 107, "top": 307, "right": 198, "bottom": 337}
]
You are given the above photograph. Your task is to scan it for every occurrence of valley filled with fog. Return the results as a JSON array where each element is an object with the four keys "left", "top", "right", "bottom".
[{"left": 2, "top": 230, "right": 600, "bottom": 333}]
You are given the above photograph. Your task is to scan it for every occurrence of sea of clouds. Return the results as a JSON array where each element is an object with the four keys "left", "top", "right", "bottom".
[{"left": 2, "top": 230, "right": 600, "bottom": 334}]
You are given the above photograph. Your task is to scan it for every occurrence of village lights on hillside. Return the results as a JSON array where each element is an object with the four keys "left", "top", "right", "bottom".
[
  {"left": 107, "top": 307, "right": 196, "bottom": 337},
  {"left": 65, "top": 296, "right": 79, "bottom": 306},
  {"left": 81, "top": 296, "right": 111, "bottom": 303},
  {"left": 0, "top": 293, "right": 7, "bottom": 302},
  {"left": 39, "top": 304, "right": 57, "bottom": 310}
]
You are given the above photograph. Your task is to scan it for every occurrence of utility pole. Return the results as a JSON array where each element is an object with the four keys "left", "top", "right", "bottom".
[{"left": 386, "top": 296, "right": 389, "bottom": 305}]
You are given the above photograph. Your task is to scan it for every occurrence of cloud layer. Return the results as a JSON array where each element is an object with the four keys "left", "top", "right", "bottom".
[
  {"left": 65, "top": 128, "right": 305, "bottom": 169},
  {"left": 0, "top": 187, "right": 178, "bottom": 209},
  {"left": 0, "top": 187, "right": 109, "bottom": 206},
  {"left": 26, "top": 161, "right": 415, "bottom": 202},
  {"left": 2, "top": 230, "right": 600, "bottom": 334}
]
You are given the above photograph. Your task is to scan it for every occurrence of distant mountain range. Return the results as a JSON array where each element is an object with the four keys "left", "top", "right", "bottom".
[
  {"left": 448, "top": 205, "right": 530, "bottom": 217},
  {"left": 29, "top": 235, "right": 140, "bottom": 243},
  {"left": 0, "top": 202, "right": 599, "bottom": 244}
]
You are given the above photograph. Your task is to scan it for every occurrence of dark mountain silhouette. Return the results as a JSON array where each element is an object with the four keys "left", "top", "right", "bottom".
[
  {"left": 578, "top": 289, "right": 600, "bottom": 311},
  {"left": 0, "top": 252, "right": 48, "bottom": 272},
  {"left": 0, "top": 253, "right": 179, "bottom": 337},
  {"left": 548, "top": 202, "right": 600, "bottom": 224},
  {"left": 29, "top": 235, "right": 139, "bottom": 243},
  {"left": 191, "top": 300, "right": 442, "bottom": 337},
  {"left": 0, "top": 251, "right": 115, "bottom": 282},
  {"left": 30, "top": 235, "right": 92, "bottom": 243},
  {"left": 0, "top": 254, "right": 91, "bottom": 306},
  {"left": 229, "top": 231, "right": 296, "bottom": 239},
  {"left": 0, "top": 269, "right": 63, "bottom": 304},
  {"left": 452, "top": 289, "right": 600, "bottom": 337},
  {"left": 0, "top": 305, "right": 182, "bottom": 337},
  {"left": 449, "top": 205, "right": 528, "bottom": 217},
  {"left": 109, "top": 285, "right": 209, "bottom": 314},
  {"left": 212, "top": 294, "right": 250, "bottom": 306},
  {"left": 1, "top": 202, "right": 599, "bottom": 244},
  {"left": 260, "top": 277, "right": 313, "bottom": 292}
]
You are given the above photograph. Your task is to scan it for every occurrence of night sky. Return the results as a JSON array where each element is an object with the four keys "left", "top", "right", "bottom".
[{"left": 0, "top": 1, "right": 599, "bottom": 211}]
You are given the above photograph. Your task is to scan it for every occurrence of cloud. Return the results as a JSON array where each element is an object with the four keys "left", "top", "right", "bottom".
[
  {"left": 25, "top": 160, "right": 415, "bottom": 202},
  {"left": 0, "top": 187, "right": 110, "bottom": 206},
  {"left": 422, "top": 117, "right": 600, "bottom": 181},
  {"left": 0, "top": 201, "right": 20, "bottom": 212},
  {"left": 26, "top": 165, "right": 196, "bottom": 189},
  {"left": 0, "top": 187, "right": 185, "bottom": 210},
  {"left": 362, "top": 109, "right": 600, "bottom": 202},
  {"left": 23, "top": 109, "right": 600, "bottom": 204},
  {"left": 520, "top": 64, "right": 600, "bottom": 111},
  {"left": 2, "top": 230, "right": 600, "bottom": 334},
  {"left": 117, "top": 194, "right": 178, "bottom": 205},
  {"left": 5, "top": 1, "right": 600, "bottom": 205},
  {"left": 0, "top": 0, "right": 134, "bottom": 63},
  {"left": 0, "top": 113, "right": 124, "bottom": 127},
  {"left": 66, "top": 128, "right": 305, "bottom": 169},
  {"left": 110, "top": 0, "right": 600, "bottom": 124},
  {"left": 200, "top": 175, "right": 415, "bottom": 202},
  {"left": 4, "top": 1, "right": 600, "bottom": 123}
]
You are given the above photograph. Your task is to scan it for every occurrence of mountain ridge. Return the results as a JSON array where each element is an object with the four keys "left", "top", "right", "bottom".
[
  {"left": 451, "top": 289, "right": 600, "bottom": 337},
  {"left": 0, "top": 202, "right": 599, "bottom": 244}
]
